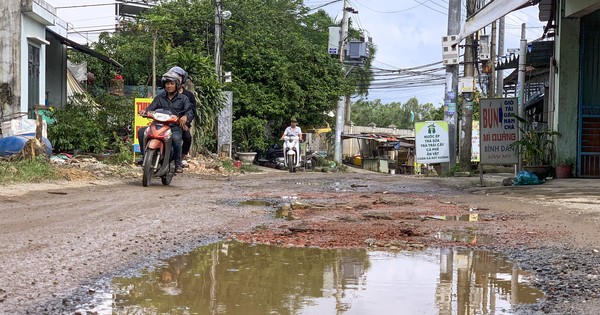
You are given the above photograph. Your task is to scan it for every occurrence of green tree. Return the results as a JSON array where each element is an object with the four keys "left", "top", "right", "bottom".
[
  {"left": 78, "top": 0, "right": 373, "bottom": 153},
  {"left": 350, "top": 97, "right": 443, "bottom": 129},
  {"left": 224, "top": 0, "right": 346, "bottom": 140}
]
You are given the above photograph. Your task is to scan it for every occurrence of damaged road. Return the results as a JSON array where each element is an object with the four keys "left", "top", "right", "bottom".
[{"left": 1, "top": 169, "right": 600, "bottom": 314}]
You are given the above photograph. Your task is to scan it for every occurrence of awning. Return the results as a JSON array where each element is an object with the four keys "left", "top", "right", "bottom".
[
  {"left": 496, "top": 40, "right": 554, "bottom": 70},
  {"left": 47, "top": 30, "right": 123, "bottom": 69},
  {"left": 452, "top": 0, "right": 534, "bottom": 45}
]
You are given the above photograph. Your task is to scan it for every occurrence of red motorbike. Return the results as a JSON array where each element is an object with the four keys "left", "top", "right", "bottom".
[{"left": 141, "top": 108, "right": 178, "bottom": 187}]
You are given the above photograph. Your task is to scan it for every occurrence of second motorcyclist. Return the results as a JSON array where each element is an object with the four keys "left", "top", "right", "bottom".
[
  {"left": 138, "top": 71, "right": 193, "bottom": 173},
  {"left": 280, "top": 117, "right": 303, "bottom": 142}
]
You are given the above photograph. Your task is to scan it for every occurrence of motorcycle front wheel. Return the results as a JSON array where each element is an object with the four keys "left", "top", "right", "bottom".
[
  {"left": 161, "top": 160, "right": 175, "bottom": 185},
  {"left": 287, "top": 154, "right": 295, "bottom": 172},
  {"left": 142, "top": 149, "right": 159, "bottom": 187}
]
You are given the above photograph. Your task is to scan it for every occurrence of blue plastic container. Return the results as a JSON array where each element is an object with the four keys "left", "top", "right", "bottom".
[{"left": 0, "top": 134, "right": 52, "bottom": 157}]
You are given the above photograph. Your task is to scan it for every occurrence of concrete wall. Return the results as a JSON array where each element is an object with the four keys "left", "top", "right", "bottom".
[
  {"left": 0, "top": 1, "right": 22, "bottom": 120},
  {"left": 553, "top": 1, "right": 581, "bottom": 164}
]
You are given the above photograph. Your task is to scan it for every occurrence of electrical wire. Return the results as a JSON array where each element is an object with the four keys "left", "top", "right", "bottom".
[
  {"left": 307, "top": 0, "right": 342, "bottom": 12},
  {"left": 351, "top": 0, "right": 428, "bottom": 14},
  {"left": 53, "top": 3, "right": 113, "bottom": 9},
  {"left": 412, "top": 0, "right": 447, "bottom": 15}
]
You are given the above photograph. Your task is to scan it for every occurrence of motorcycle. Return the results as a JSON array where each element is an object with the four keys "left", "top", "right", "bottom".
[
  {"left": 283, "top": 135, "right": 301, "bottom": 172},
  {"left": 263, "top": 144, "right": 285, "bottom": 169},
  {"left": 140, "top": 108, "right": 178, "bottom": 187}
]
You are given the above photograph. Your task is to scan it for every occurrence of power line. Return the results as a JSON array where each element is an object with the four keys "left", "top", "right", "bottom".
[
  {"left": 307, "top": 0, "right": 342, "bottom": 12},
  {"left": 351, "top": 0, "right": 425, "bottom": 14},
  {"left": 53, "top": 3, "right": 113, "bottom": 9},
  {"left": 68, "top": 15, "right": 116, "bottom": 23},
  {"left": 412, "top": 0, "right": 447, "bottom": 15}
]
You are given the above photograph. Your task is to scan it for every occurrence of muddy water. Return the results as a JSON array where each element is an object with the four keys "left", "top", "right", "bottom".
[{"left": 91, "top": 242, "right": 543, "bottom": 314}]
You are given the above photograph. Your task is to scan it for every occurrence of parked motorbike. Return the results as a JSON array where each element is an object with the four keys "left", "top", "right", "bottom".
[
  {"left": 264, "top": 144, "right": 285, "bottom": 169},
  {"left": 283, "top": 135, "right": 301, "bottom": 172},
  {"left": 140, "top": 108, "right": 178, "bottom": 187}
]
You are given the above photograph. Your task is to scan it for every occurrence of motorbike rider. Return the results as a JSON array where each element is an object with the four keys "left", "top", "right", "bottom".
[
  {"left": 137, "top": 70, "right": 193, "bottom": 173},
  {"left": 280, "top": 117, "right": 303, "bottom": 141},
  {"left": 168, "top": 66, "right": 197, "bottom": 167}
]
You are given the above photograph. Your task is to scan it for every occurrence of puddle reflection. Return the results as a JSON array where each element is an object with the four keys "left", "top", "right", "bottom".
[{"left": 92, "top": 242, "right": 543, "bottom": 314}]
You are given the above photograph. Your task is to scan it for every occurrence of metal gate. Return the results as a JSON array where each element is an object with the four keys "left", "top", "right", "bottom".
[{"left": 578, "top": 10, "right": 600, "bottom": 177}]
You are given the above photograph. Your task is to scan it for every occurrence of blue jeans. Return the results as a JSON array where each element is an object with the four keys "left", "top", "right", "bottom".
[{"left": 138, "top": 126, "right": 184, "bottom": 167}]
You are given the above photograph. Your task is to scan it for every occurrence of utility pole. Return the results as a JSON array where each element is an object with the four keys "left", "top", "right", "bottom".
[
  {"left": 517, "top": 23, "right": 527, "bottom": 170},
  {"left": 496, "top": 17, "right": 505, "bottom": 97},
  {"left": 489, "top": 21, "right": 496, "bottom": 97},
  {"left": 333, "top": 0, "right": 350, "bottom": 164},
  {"left": 214, "top": 0, "right": 223, "bottom": 83},
  {"left": 444, "top": 0, "right": 461, "bottom": 170},
  {"left": 152, "top": 31, "right": 156, "bottom": 97},
  {"left": 459, "top": 0, "right": 476, "bottom": 170}
]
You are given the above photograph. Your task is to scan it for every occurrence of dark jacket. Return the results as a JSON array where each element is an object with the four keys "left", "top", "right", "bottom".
[
  {"left": 181, "top": 88, "right": 197, "bottom": 127},
  {"left": 146, "top": 91, "right": 193, "bottom": 125}
]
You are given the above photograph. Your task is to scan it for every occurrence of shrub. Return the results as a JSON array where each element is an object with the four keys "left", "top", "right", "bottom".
[
  {"left": 0, "top": 157, "right": 59, "bottom": 184},
  {"left": 47, "top": 94, "right": 135, "bottom": 155}
]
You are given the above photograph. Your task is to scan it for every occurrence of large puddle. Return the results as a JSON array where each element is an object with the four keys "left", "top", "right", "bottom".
[{"left": 88, "top": 242, "right": 543, "bottom": 314}]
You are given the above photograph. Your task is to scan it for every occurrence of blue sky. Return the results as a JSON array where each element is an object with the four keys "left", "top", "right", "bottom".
[{"left": 47, "top": 0, "right": 545, "bottom": 107}]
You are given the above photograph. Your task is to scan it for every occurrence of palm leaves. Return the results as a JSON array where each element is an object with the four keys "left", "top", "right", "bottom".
[{"left": 509, "top": 114, "right": 561, "bottom": 166}]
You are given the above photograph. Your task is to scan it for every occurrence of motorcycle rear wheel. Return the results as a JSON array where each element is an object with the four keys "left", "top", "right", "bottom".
[{"left": 142, "top": 149, "right": 158, "bottom": 187}]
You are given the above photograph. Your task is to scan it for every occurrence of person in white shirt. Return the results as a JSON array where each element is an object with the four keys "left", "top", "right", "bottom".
[{"left": 280, "top": 117, "right": 303, "bottom": 140}]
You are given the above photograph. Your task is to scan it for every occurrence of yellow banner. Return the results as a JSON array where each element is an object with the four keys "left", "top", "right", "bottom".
[{"left": 133, "top": 98, "right": 153, "bottom": 153}]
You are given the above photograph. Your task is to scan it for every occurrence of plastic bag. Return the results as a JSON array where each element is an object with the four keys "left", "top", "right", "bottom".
[{"left": 513, "top": 170, "right": 545, "bottom": 185}]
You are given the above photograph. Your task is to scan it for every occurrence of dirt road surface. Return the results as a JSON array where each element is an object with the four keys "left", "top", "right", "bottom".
[{"left": 1, "top": 168, "right": 599, "bottom": 314}]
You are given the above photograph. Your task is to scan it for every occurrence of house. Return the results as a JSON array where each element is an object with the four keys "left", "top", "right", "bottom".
[
  {"left": 0, "top": 0, "right": 121, "bottom": 127},
  {"left": 551, "top": 0, "right": 600, "bottom": 177},
  {"left": 456, "top": 0, "right": 600, "bottom": 178}
]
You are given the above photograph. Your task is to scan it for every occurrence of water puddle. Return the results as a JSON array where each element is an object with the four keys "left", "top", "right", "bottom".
[
  {"left": 86, "top": 242, "right": 543, "bottom": 314},
  {"left": 275, "top": 206, "right": 294, "bottom": 220},
  {"left": 239, "top": 200, "right": 274, "bottom": 207},
  {"left": 422, "top": 213, "right": 483, "bottom": 222}
]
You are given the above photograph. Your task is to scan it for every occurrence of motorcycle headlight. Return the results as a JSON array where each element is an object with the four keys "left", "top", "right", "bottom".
[{"left": 152, "top": 112, "right": 172, "bottom": 121}]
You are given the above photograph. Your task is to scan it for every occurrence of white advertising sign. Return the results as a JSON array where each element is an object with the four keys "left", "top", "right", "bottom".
[
  {"left": 479, "top": 98, "right": 519, "bottom": 164},
  {"left": 472, "top": 120, "right": 480, "bottom": 162},
  {"left": 415, "top": 121, "right": 450, "bottom": 164}
]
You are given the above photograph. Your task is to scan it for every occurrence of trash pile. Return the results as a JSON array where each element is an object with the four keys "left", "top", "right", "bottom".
[
  {"left": 513, "top": 170, "right": 545, "bottom": 185},
  {"left": 50, "top": 153, "right": 142, "bottom": 180},
  {"left": 49, "top": 152, "right": 245, "bottom": 181}
]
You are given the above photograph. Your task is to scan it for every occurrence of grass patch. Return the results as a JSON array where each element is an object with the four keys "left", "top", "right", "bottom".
[
  {"left": 221, "top": 160, "right": 235, "bottom": 172},
  {"left": 253, "top": 224, "right": 269, "bottom": 231},
  {"left": 0, "top": 158, "right": 60, "bottom": 184},
  {"left": 221, "top": 160, "right": 262, "bottom": 173},
  {"left": 442, "top": 164, "right": 464, "bottom": 177},
  {"left": 240, "top": 163, "right": 261, "bottom": 172}
]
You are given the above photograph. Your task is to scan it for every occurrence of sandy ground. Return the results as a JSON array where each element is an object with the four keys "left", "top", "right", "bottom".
[{"left": 0, "top": 166, "right": 599, "bottom": 314}]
